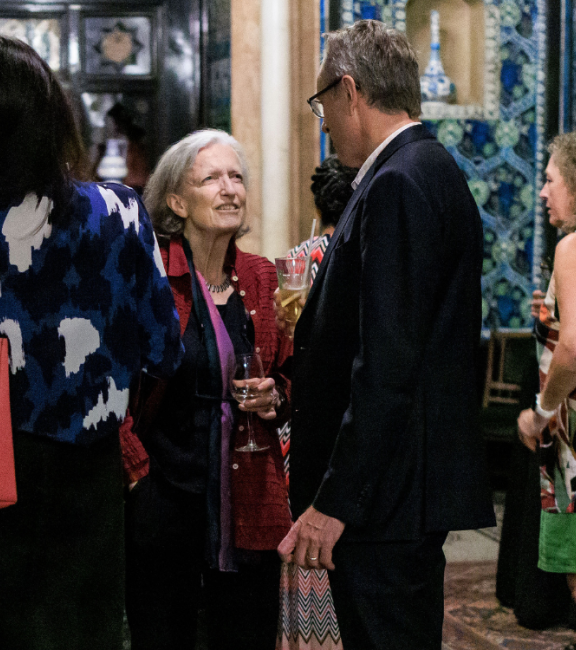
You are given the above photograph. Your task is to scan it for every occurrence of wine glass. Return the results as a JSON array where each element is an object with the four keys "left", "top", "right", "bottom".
[
  {"left": 275, "top": 257, "right": 309, "bottom": 339},
  {"left": 230, "top": 352, "right": 269, "bottom": 452}
]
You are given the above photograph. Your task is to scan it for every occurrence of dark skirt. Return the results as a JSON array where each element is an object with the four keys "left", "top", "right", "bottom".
[
  {"left": 0, "top": 430, "right": 125, "bottom": 650},
  {"left": 125, "top": 471, "right": 281, "bottom": 650},
  {"left": 496, "top": 436, "right": 575, "bottom": 629}
]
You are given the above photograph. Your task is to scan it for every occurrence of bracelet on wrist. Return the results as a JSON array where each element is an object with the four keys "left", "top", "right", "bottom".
[{"left": 534, "top": 393, "right": 555, "bottom": 419}]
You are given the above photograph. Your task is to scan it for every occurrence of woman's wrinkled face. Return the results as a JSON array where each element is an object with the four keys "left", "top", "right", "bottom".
[
  {"left": 540, "top": 155, "right": 576, "bottom": 233},
  {"left": 175, "top": 143, "right": 246, "bottom": 237}
]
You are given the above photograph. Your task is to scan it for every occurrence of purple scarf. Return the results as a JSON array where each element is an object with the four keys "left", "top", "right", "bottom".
[{"left": 196, "top": 271, "right": 236, "bottom": 572}]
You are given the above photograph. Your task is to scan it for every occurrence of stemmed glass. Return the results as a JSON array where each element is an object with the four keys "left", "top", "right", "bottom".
[
  {"left": 230, "top": 352, "right": 269, "bottom": 452},
  {"left": 275, "top": 257, "right": 309, "bottom": 339}
]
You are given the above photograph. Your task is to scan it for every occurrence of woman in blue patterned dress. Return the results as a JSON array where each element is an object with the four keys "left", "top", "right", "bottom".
[
  {"left": 518, "top": 132, "right": 576, "bottom": 629},
  {"left": 279, "top": 156, "right": 357, "bottom": 650},
  {"left": 0, "top": 37, "right": 182, "bottom": 650}
]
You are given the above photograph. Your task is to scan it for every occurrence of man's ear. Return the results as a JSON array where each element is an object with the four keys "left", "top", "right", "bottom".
[
  {"left": 341, "top": 75, "right": 359, "bottom": 115},
  {"left": 166, "top": 193, "right": 187, "bottom": 219}
]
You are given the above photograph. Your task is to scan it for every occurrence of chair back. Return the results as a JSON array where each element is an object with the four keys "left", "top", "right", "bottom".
[{"left": 482, "top": 331, "right": 533, "bottom": 409}]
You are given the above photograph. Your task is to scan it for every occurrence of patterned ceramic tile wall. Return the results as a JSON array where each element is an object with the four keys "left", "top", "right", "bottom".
[{"left": 338, "top": 0, "right": 547, "bottom": 330}]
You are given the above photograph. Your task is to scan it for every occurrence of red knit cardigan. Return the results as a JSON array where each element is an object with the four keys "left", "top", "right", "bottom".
[{"left": 121, "top": 236, "right": 293, "bottom": 551}]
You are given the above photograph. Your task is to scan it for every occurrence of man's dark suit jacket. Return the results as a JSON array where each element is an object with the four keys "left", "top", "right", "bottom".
[{"left": 290, "top": 125, "right": 496, "bottom": 542}]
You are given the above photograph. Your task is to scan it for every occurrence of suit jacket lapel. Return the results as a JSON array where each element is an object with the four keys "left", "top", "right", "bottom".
[{"left": 304, "top": 125, "right": 434, "bottom": 309}]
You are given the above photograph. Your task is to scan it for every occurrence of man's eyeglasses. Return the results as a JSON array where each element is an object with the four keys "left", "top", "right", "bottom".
[{"left": 307, "top": 78, "right": 342, "bottom": 118}]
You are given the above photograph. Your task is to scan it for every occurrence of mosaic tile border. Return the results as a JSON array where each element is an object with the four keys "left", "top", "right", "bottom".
[{"left": 532, "top": 0, "right": 547, "bottom": 289}]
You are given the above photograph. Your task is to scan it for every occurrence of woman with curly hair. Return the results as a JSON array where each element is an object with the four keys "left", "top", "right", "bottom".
[{"left": 287, "top": 155, "right": 357, "bottom": 278}]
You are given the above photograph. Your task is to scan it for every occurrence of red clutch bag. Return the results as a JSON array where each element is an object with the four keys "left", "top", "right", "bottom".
[{"left": 0, "top": 338, "right": 17, "bottom": 508}]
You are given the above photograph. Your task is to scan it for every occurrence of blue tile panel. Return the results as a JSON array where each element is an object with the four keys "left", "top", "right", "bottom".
[{"left": 337, "top": 0, "right": 547, "bottom": 329}]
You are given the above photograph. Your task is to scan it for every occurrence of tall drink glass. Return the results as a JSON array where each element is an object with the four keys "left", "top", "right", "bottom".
[{"left": 275, "top": 257, "right": 309, "bottom": 338}]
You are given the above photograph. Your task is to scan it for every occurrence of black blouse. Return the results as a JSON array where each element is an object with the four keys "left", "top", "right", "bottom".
[{"left": 146, "top": 288, "right": 254, "bottom": 493}]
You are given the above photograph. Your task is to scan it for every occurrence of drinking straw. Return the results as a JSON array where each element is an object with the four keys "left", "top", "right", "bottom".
[
  {"left": 280, "top": 292, "right": 301, "bottom": 308},
  {"left": 304, "top": 218, "right": 317, "bottom": 286}
]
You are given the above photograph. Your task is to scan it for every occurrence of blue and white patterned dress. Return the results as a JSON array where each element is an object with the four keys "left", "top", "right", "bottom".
[{"left": 0, "top": 181, "right": 183, "bottom": 445}]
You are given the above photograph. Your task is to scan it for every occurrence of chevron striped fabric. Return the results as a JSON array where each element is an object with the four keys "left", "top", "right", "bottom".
[
  {"left": 287, "top": 235, "right": 330, "bottom": 284},
  {"left": 277, "top": 234, "right": 343, "bottom": 650},
  {"left": 278, "top": 563, "right": 342, "bottom": 650}
]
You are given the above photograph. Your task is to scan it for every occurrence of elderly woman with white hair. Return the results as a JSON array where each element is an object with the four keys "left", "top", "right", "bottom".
[{"left": 124, "top": 129, "right": 292, "bottom": 650}]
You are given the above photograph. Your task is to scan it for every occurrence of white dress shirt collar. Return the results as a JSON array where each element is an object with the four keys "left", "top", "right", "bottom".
[{"left": 351, "top": 122, "right": 421, "bottom": 190}]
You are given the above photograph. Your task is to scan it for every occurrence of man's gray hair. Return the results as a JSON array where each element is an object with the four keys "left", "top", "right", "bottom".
[
  {"left": 144, "top": 129, "right": 250, "bottom": 236},
  {"left": 322, "top": 20, "right": 421, "bottom": 119}
]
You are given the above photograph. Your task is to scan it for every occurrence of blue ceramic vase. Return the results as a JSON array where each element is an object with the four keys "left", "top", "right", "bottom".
[{"left": 420, "top": 10, "right": 456, "bottom": 104}]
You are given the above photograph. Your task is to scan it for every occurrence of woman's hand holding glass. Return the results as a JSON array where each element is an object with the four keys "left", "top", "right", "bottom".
[
  {"left": 274, "top": 288, "right": 307, "bottom": 339},
  {"left": 230, "top": 352, "right": 282, "bottom": 452},
  {"left": 236, "top": 376, "right": 281, "bottom": 421},
  {"left": 274, "top": 257, "right": 310, "bottom": 339}
]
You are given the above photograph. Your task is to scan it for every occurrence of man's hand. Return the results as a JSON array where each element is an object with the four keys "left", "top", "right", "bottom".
[
  {"left": 277, "top": 506, "right": 345, "bottom": 571},
  {"left": 517, "top": 407, "right": 549, "bottom": 452}
]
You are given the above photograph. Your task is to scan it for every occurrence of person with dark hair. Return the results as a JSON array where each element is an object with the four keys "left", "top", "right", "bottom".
[
  {"left": 287, "top": 155, "right": 358, "bottom": 282},
  {"left": 0, "top": 42, "right": 87, "bottom": 218},
  {"left": 311, "top": 155, "right": 358, "bottom": 229},
  {"left": 123, "top": 129, "right": 292, "bottom": 650},
  {"left": 102, "top": 102, "right": 151, "bottom": 193},
  {"left": 276, "top": 20, "right": 495, "bottom": 650},
  {"left": 0, "top": 36, "right": 183, "bottom": 650},
  {"left": 278, "top": 155, "right": 357, "bottom": 650}
]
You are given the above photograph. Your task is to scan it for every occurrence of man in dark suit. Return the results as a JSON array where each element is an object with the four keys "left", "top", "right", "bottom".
[{"left": 277, "top": 20, "right": 495, "bottom": 650}]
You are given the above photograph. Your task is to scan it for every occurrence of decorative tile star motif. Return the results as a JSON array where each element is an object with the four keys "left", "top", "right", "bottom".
[{"left": 94, "top": 22, "right": 143, "bottom": 71}]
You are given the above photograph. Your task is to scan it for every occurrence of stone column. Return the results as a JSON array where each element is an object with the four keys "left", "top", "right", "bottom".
[
  {"left": 231, "top": 0, "right": 262, "bottom": 254},
  {"left": 261, "top": 0, "right": 292, "bottom": 261},
  {"left": 231, "top": 0, "right": 319, "bottom": 256}
]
